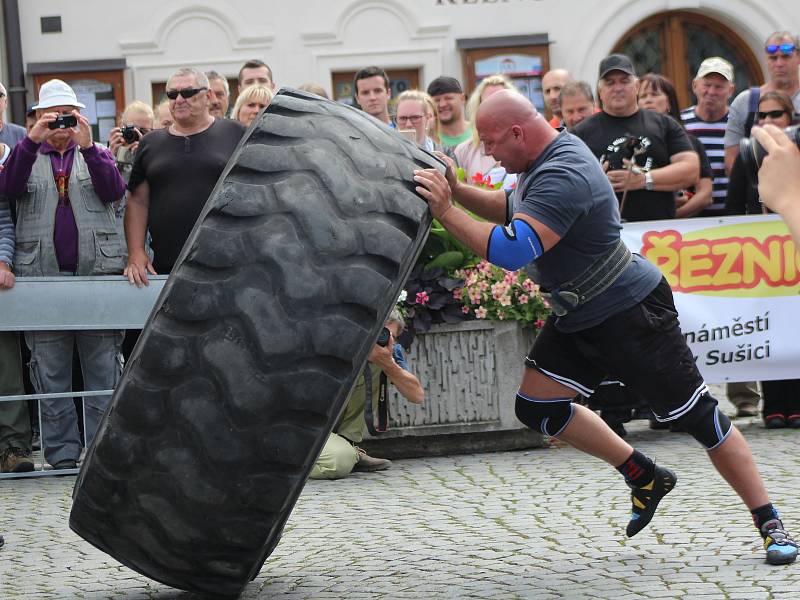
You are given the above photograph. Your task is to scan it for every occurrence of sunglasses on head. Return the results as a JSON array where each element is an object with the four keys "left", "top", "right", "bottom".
[
  {"left": 165, "top": 87, "right": 207, "bottom": 100},
  {"left": 765, "top": 43, "right": 796, "bottom": 56},
  {"left": 757, "top": 109, "right": 788, "bottom": 119}
]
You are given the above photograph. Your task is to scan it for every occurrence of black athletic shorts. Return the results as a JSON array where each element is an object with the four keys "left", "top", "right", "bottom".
[{"left": 525, "top": 277, "right": 707, "bottom": 422}]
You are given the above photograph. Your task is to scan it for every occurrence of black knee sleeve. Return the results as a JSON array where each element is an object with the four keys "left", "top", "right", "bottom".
[
  {"left": 674, "top": 393, "right": 732, "bottom": 450},
  {"left": 515, "top": 392, "right": 574, "bottom": 437}
]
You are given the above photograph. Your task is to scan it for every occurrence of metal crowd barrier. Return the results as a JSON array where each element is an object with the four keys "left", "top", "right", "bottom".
[{"left": 0, "top": 275, "right": 167, "bottom": 479}]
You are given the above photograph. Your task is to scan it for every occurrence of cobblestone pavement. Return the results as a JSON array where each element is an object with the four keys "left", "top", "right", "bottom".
[{"left": 2, "top": 393, "right": 798, "bottom": 599}]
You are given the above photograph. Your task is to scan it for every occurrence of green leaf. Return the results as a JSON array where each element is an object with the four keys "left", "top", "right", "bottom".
[{"left": 426, "top": 251, "right": 466, "bottom": 270}]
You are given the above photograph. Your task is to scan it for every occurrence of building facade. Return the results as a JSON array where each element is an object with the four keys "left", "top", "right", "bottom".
[{"left": 2, "top": 0, "right": 798, "bottom": 131}]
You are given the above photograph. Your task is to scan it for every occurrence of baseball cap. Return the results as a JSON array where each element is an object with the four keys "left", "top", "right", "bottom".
[
  {"left": 32, "top": 79, "right": 85, "bottom": 110},
  {"left": 695, "top": 57, "right": 734, "bottom": 82},
  {"left": 427, "top": 76, "right": 463, "bottom": 97},
  {"left": 598, "top": 54, "right": 636, "bottom": 79}
]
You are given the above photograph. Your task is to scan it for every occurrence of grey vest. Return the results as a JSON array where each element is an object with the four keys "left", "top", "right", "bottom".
[{"left": 14, "top": 145, "right": 125, "bottom": 276}]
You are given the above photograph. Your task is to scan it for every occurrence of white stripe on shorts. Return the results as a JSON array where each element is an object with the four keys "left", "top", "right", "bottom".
[
  {"left": 527, "top": 359, "right": 595, "bottom": 397},
  {"left": 655, "top": 382, "right": 710, "bottom": 422}
]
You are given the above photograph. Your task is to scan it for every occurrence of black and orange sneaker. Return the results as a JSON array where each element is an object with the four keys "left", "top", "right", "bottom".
[{"left": 626, "top": 465, "right": 677, "bottom": 537}]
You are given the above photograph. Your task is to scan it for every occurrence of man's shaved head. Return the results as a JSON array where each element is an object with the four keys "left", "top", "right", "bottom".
[
  {"left": 476, "top": 89, "right": 538, "bottom": 131},
  {"left": 476, "top": 90, "right": 555, "bottom": 174}
]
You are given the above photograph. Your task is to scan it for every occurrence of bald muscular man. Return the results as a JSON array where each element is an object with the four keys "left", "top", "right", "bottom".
[{"left": 413, "top": 90, "right": 797, "bottom": 566}]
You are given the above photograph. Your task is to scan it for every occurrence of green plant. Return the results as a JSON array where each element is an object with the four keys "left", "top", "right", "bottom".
[{"left": 398, "top": 264, "right": 467, "bottom": 346}]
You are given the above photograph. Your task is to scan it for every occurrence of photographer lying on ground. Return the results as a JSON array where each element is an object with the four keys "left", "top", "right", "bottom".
[
  {"left": 309, "top": 309, "right": 423, "bottom": 480},
  {"left": 752, "top": 124, "right": 800, "bottom": 247}
]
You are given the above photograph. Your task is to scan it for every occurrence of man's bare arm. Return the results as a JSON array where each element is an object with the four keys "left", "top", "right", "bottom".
[{"left": 123, "top": 181, "right": 156, "bottom": 286}]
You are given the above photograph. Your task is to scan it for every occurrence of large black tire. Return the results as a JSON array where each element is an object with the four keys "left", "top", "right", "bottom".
[{"left": 69, "top": 88, "right": 442, "bottom": 597}]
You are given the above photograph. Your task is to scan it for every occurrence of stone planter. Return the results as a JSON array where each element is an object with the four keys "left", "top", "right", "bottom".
[{"left": 361, "top": 320, "right": 544, "bottom": 457}]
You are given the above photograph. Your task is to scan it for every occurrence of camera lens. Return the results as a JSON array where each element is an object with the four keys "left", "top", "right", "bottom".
[
  {"left": 121, "top": 126, "right": 140, "bottom": 144},
  {"left": 740, "top": 125, "right": 800, "bottom": 186}
]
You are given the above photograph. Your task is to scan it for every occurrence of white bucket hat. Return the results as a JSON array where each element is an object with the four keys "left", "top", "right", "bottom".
[{"left": 32, "top": 79, "right": 86, "bottom": 110}]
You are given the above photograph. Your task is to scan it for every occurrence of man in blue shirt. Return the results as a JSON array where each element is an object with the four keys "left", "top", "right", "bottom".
[
  {"left": 413, "top": 89, "right": 797, "bottom": 566},
  {"left": 0, "top": 82, "right": 26, "bottom": 149}
]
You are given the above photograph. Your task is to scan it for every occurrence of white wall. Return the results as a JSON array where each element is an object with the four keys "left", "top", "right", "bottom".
[{"left": 16, "top": 0, "right": 800, "bottom": 106}]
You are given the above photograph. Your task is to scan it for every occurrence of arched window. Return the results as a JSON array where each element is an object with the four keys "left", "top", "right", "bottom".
[{"left": 613, "top": 11, "right": 763, "bottom": 109}]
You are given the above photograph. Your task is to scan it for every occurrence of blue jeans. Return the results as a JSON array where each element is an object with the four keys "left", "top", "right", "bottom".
[{"left": 25, "top": 329, "right": 123, "bottom": 465}]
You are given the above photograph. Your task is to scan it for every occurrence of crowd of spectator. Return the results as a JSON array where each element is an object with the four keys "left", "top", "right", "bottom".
[{"left": 1, "top": 29, "right": 799, "bottom": 475}]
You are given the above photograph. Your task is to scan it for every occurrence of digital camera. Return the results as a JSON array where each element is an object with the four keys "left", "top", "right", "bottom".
[
  {"left": 603, "top": 134, "right": 651, "bottom": 170},
  {"left": 739, "top": 125, "right": 800, "bottom": 184},
  {"left": 48, "top": 114, "right": 78, "bottom": 130},
  {"left": 120, "top": 124, "right": 140, "bottom": 144}
]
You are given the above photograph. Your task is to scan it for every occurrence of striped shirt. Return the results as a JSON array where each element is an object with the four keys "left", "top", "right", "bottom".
[{"left": 680, "top": 106, "right": 728, "bottom": 215}]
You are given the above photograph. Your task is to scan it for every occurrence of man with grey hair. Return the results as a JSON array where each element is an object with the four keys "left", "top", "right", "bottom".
[
  {"left": 310, "top": 309, "right": 424, "bottom": 479},
  {"left": 206, "top": 70, "right": 230, "bottom": 119},
  {"left": 0, "top": 79, "right": 127, "bottom": 471},
  {"left": 724, "top": 31, "right": 800, "bottom": 174},
  {"left": 559, "top": 80, "right": 596, "bottom": 129},
  {"left": 0, "top": 82, "right": 26, "bottom": 148},
  {"left": 125, "top": 67, "right": 245, "bottom": 284}
]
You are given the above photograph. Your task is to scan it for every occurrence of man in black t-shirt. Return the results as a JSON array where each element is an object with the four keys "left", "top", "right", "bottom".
[
  {"left": 125, "top": 67, "right": 245, "bottom": 284},
  {"left": 572, "top": 54, "right": 698, "bottom": 222}
]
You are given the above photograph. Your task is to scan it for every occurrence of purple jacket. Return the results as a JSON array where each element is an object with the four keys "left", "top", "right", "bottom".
[{"left": 0, "top": 136, "right": 125, "bottom": 272}]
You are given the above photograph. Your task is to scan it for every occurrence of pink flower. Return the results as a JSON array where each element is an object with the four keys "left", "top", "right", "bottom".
[
  {"left": 503, "top": 270, "right": 516, "bottom": 285},
  {"left": 461, "top": 305, "right": 470, "bottom": 314},
  {"left": 479, "top": 281, "right": 489, "bottom": 292},
  {"left": 415, "top": 291, "right": 429, "bottom": 305},
  {"left": 497, "top": 310, "right": 506, "bottom": 320},
  {"left": 469, "top": 290, "right": 482, "bottom": 304},
  {"left": 498, "top": 294, "right": 512, "bottom": 307},
  {"left": 491, "top": 281, "right": 509, "bottom": 300},
  {"left": 475, "top": 307, "right": 488, "bottom": 319},
  {"left": 535, "top": 318, "right": 546, "bottom": 329},
  {"left": 519, "top": 294, "right": 529, "bottom": 304},
  {"left": 453, "top": 288, "right": 463, "bottom": 300}
]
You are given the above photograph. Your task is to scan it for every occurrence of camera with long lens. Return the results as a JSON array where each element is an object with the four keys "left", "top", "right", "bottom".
[
  {"left": 602, "top": 134, "right": 651, "bottom": 170},
  {"left": 120, "top": 124, "right": 140, "bottom": 145},
  {"left": 739, "top": 125, "right": 800, "bottom": 184}
]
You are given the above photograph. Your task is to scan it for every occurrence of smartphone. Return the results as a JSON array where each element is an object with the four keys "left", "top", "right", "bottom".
[
  {"left": 376, "top": 327, "right": 391, "bottom": 347},
  {"left": 398, "top": 129, "right": 417, "bottom": 143},
  {"left": 48, "top": 115, "right": 78, "bottom": 130}
]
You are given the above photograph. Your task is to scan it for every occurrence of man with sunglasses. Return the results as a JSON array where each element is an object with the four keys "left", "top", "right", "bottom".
[
  {"left": 724, "top": 31, "right": 800, "bottom": 175},
  {"left": 124, "top": 67, "right": 245, "bottom": 286}
]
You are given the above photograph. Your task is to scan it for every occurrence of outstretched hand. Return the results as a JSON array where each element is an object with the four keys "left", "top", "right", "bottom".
[{"left": 413, "top": 168, "right": 454, "bottom": 220}]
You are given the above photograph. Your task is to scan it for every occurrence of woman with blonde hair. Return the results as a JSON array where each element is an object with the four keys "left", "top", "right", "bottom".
[
  {"left": 454, "top": 74, "right": 518, "bottom": 190},
  {"left": 232, "top": 85, "right": 274, "bottom": 128},
  {"left": 394, "top": 89, "right": 451, "bottom": 155}
]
